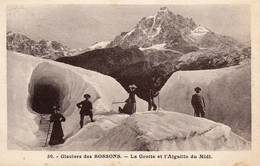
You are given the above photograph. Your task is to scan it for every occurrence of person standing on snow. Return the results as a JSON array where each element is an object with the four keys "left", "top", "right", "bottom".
[
  {"left": 77, "top": 94, "right": 94, "bottom": 129},
  {"left": 125, "top": 84, "right": 137, "bottom": 115},
  {"left": 148, "top": 88, "right": 159, "bottom": 111},
  {"left": 191, "top": 87, "right": 206, "bottom": 117},
  {"left": 49, "top": 105, "right": 66, "bottom": 145}
]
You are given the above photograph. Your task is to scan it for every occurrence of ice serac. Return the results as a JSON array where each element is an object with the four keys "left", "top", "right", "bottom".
[
  {"left": 160, "top": 64, "right": 251, "bottom": 141},
  {"left": 92, "top": 111, "right": 250, "bottom": 151},
  {"left": 7, "top": 51, "right": 146, "bottom": 150}
]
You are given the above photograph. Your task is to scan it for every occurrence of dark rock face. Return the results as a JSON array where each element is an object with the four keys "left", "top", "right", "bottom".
[
  {"left": 175, "top": 47, "right": 250, "bottom": 71},
  {"left": 111, "top": 61, "right": 174, "bottom": 100},
  {"left": 57, "top": 46, "right": 146, "bottom": 75},
  {"left": 7, "top": 32, "right": 81, "bottom": 60},
  {"left": 56, "top": 46, "right": 176, "bottom": 101}
]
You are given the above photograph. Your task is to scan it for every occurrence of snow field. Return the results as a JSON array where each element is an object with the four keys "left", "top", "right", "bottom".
[
  {"left": 7, "top": 51, "right": 250, "bottom": 151},
  {"left": 92, "top": 111, "right": 250, "bottom": 151},
  {"left": 88, "top": 41, "right": 110, "bottom": 50},
  {"left": 160, "top": 64, "right": 251, "bottom": 140},
  {"left": 7, "top": 51, "right": 146, "bottom": 150}
]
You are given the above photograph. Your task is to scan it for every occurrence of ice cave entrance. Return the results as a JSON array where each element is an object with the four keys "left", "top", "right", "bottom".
[{"left": 31, "top": 84, "right": 60, "bottom": 114}]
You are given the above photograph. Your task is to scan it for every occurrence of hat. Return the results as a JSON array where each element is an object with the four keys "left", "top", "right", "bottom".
[
  {"left": 194, "top": 87, "right": 201, "bottom": 92},
  {"left": 53, "top": 105, "right": 59, "bottom": 108},
  {"left": 129, "top": 84, "right": 137, "bottom": 89},
  {"left": 84, "top": 94, "right": 91, "bottom": 99}
]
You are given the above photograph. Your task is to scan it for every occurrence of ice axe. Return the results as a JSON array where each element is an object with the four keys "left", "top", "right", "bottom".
[
  {"left": 111, "top": 101, "right": 126, "bottom": 105},
  {"left": 44, "top": 121, "right": 51, "bottom": 147}
]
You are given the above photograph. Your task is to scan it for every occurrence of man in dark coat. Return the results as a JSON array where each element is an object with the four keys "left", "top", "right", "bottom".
[
  {"left": 77, "top": 94, "right": 94, "bottom": 128},
  {"left": 191, "top": 87, "right": 206, "bottom": 117},
  {"left": 49, "top": 105, "right": 66, "bottom": 145},
  {"left": 148, "top": 88, "right": 159, "bottom": 111}
]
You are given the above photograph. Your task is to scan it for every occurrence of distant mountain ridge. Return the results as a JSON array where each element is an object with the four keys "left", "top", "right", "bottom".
[
  {"left": 108, "top": 6, "right": 243, "bottom": 51},
  {"left": 108, "top": 6, "right": 198, "bottom": 50},
  {"left": 7, "top": 7, "right": 251, "bottom": 101},
  {"left": 107, "top": 6, "right": 249, "bottom": 69},
  {"left": 7, "top": 31, "right": 82, "bottom": 60}
]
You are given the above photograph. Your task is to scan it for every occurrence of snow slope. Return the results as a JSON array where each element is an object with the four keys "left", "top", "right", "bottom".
[
  {"left": 7, "top": 51, "right": 250, "bottom": 151},
  {"left": 160, "top": 64, "right": 251, "bottom": 141},
  {"left": 7, "top": 51, "right": 146, "bottom": 150},
  {"left": 91, "top": 111, "right": 249, "bottom": 151},
  {"left": 139, "top": 43, "right": 166, "bottom": 51},
  {"left": 88, "top": 41, "right": 110, "bottom": 50}
]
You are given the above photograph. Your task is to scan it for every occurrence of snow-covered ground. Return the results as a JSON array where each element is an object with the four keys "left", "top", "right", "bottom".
[
  {"left": 88, "top": 41, "right": 110, "bottom": 50},
  {"left": 139, "top": 43, "right": 166, "bottom": 51},
  {"left": 7, "top": 51, "right": 146, "bottom": 150},
  {"left": 191, "top": 26, "right": 209, "bottom": 36},
  {"left": 7, "top": 51, "right": 250, "bottom": 150},
  {"left": 122, "top": 29, "right": 135, "bottom": 40},
  {"left": 160, "top": 64, "right": 251, "bottom": 141},
  {"left": 139, "top": 43, "right": 182, "bottom": 54},
  {"left": 92, "top": 111, "right": 249, "bottom": 151},
  {"left": 188, "top": 26, "right": 210, "bottom": 42}
]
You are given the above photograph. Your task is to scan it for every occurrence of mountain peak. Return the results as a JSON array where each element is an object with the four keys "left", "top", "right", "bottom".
[
  {"left": 160, "top": 6, "right": 168, "bottom": 11},
  {"left": 108, "top": 6, "right": 243, "bottom": 53},
  {"left": 108, "top": 6, "right": 198, "bottom": 49},
  {"left": 158, "top": 6, "right": 170, "bottom": 14},
  {"left": 156, "top": 6, "right": 171, "bottom": 18}
]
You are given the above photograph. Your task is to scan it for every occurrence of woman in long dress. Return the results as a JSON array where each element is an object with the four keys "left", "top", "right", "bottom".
[
  {"left": 119, "top": 84, "right": 137, "bottom": 115},
  {"left": 49, "top": 105, "right": 66, "bottom": 145}
]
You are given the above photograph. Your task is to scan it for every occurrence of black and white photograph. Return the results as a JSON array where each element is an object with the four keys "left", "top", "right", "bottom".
[
  {"left": 5, "top": 3, "right": 252, "bottom": 151},
  {"left": 1, "top": 1, "right": 260, "bottom": 165}
]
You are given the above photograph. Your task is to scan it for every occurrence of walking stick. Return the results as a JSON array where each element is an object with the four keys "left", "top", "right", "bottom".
[
  {"left": 158, "top": 93, "right": 160, "bottom": 110},
  {"left": 45, "top": 122, "right": 51, "bottom": 146}
]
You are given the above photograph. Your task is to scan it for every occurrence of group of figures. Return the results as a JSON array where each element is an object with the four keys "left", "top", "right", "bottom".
[
  {"left": 47, "top": 94, "right": 94, "bottom": 146},
  {"left": 46, "top": 85, "right": 206, "bottom": 146},
  {"left": 118, "top": 84, "right": 206, "bottom": 118},
  {"left": 118, "top": 84, "right": 159, "bottom": 115}
]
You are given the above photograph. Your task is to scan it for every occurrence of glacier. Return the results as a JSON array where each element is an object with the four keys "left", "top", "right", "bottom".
[
  {"left": 7, "top": 51, "right": 250, "bottom": 151},
  {"left": 160, "top": 64, "right": 251, "bottom": 141},
  {"left": 7, "top": 51, "right": 146, "bottom": 150}
]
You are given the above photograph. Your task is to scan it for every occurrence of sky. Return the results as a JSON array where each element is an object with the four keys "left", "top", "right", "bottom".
[{"left": 7, "top": 4, "right": 250, "bottom": 49}]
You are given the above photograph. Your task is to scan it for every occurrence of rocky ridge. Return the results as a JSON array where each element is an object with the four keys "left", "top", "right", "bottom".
[
  {"left": 107, "top": 6, "right": 249, "bottom": 68},
  {"left": 7, "top": 31, "right": 82, "bottom": 60}
]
